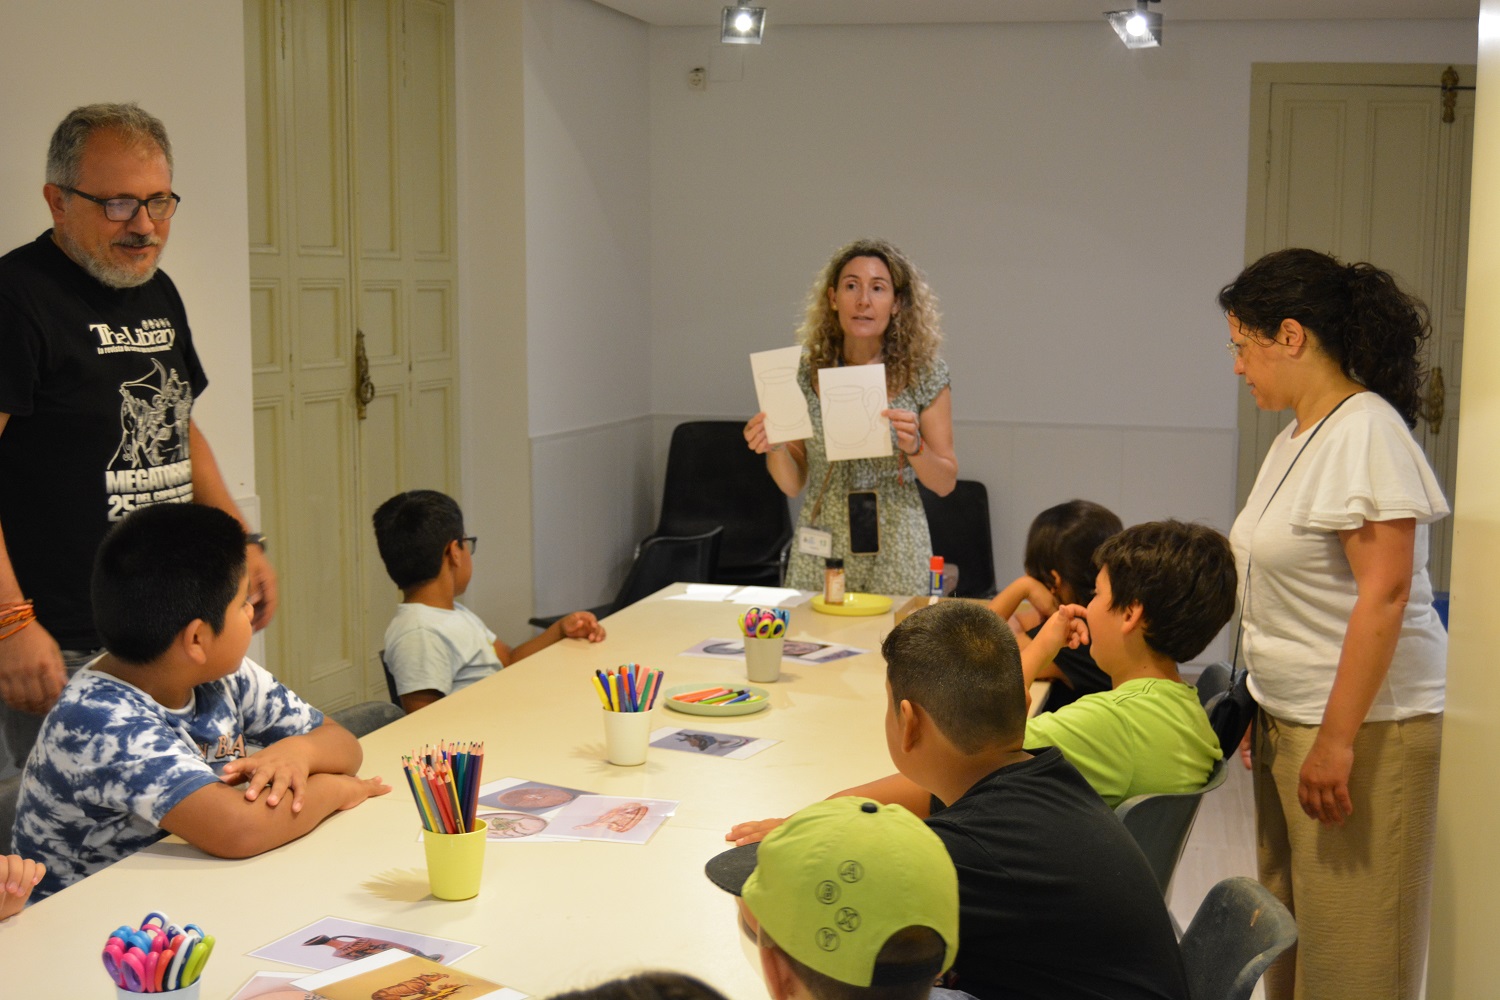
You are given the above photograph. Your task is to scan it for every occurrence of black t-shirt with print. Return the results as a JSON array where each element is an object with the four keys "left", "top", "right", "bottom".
[
  {"left": 0, "top": 231, "right": 208, "bottom": 648},
  {"left": 926, "top": 747, "right": 1188, "bottom": 1000}
]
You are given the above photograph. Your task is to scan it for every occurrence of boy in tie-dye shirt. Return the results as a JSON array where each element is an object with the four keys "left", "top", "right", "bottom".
[{"left": 11, "top": 505, "right": 389, "bottom": 902}]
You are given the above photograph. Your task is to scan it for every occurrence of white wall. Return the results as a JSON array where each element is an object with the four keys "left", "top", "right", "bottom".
[
  {"left": 1431, "top": 3, "right": 1500, "bottom": 992},
  {"left": 454, "top": 1, "right": 537, "bottom": 636},
  {"left": 0, "top": 1, "right": 254, "bottom": 503},
  {"left": 644, "top": 17, "right": 1476, "bottom": 620},
  {"left": 522, "top": 0, "right": 656, "bottom": 614}
]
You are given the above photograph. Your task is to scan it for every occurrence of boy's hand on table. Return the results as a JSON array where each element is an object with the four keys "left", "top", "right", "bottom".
[
  {"left": 220, "top": 743, "right": 314, "bottom": 812},
  {"left": 0, "top": 855, "right": 43, "bottom": 921},
  {"left": 726, "top": 817, "right": 786, "bottom": 847},
  {"left": 561, "top": 611, "right": 606, "bottom": 643},
  {"left": 334, "top": 774, "right": 393, "bottom": 811}
]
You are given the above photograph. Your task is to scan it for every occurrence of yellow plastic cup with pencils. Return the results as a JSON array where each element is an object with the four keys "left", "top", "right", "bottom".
[{"left": 423, "top": 818, "right": 489, "bottom": 900}]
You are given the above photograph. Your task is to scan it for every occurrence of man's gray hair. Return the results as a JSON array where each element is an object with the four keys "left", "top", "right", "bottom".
[{"left": 46, "top": 103, "right": 173, "bottom": 189}]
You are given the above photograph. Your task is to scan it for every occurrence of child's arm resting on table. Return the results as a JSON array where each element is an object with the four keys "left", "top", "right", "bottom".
[
  {"left": 217, "top": 719, "right": 365, "bottom": 812},
  {"left": 502, "top": 611, "right": 607, "bottom": 666},
  {"left": 725, "top": 773, "right": 936, "bottom": 846},
  {"left": 989, "top": 574, "right": 1059, "bottom": 640},
  {"left": 0, "top": 856, "right": 44, "bottom": 921},
  {"left": 160, "top": 770, "right": 391, "bottom": 859}
]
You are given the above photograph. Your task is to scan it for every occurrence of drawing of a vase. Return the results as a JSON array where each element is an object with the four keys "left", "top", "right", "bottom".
[{"left": 825, "top": 385, "right": 884, "bottom": 447}]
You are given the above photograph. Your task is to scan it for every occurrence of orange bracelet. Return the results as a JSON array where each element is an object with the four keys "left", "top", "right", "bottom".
[{"left": 0, "top": 600, "right": 36, "bottom": 641}]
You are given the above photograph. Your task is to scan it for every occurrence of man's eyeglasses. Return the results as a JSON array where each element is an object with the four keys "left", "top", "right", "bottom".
[
  {"left": 62, "top": 186, "right": 181, "bottom": 222},
  {"left": 458, "top": 536, "right": 478, "bottom": 554}
]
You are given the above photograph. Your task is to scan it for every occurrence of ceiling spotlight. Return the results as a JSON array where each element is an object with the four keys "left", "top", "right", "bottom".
[
  {"left": 1105, "top": 0, "right": 1162, "bottom": 49},
  {"left": 721, "top": 4, "right": 766, "bottom": 45}
]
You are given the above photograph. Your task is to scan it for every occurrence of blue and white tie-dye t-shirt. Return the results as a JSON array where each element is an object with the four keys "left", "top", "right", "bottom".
[{"left": 12, "top": 657, "right": 323, "bottom": 901}]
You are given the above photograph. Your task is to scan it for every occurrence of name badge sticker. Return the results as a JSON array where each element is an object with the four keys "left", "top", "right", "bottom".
[{"left": 797, "top": 527, "right": 833, "bottom": 558}]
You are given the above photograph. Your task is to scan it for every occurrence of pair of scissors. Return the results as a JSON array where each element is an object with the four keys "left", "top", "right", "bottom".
[
  {"left": 109, "top": 926, "right": 153, "bottom": 953},
  {"left": 753, "top": 617, "right": 784, "bottom": 638},
  {"left": 102, "top": 945, "right": 153, "bottom": 992},
  {"left": 181, "top": 934, "right": 215, "bottom": 986}
]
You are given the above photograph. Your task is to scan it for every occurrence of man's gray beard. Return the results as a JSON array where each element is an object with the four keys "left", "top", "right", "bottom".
[{"left": 57, "top": 229, "right": 164, "bottom": 289}]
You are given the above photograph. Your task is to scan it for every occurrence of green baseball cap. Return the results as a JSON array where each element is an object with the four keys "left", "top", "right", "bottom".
[{"left": 704, "top": 798, "right": 958, "bottom": 987}]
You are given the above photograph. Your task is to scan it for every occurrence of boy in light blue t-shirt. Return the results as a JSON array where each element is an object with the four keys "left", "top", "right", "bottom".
[{"left": 373, "top": 490, "right": 605, "bottom": 714}]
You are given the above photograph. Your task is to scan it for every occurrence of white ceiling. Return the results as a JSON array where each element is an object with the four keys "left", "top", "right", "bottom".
[{"left": 591, "top": 0, "right": 1479, "bottom": 28}]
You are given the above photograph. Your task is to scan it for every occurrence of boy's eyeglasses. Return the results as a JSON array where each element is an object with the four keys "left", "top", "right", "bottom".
[{"left": 458, "top": 536, "right": 478, "bottom": 554}]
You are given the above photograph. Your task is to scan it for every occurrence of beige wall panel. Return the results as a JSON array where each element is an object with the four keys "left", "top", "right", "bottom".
[
  {"left": 412, "top": 382, "right": 457, "bottom": 492},
  {"left": 360, "top": 283, "right": 401, "bottom": 360},
  {"left": 1365, "top": 102, "right": 1433, "bottom": 286},
  {"left": 405, "top": 0, "right": 453, "bottom": 259},
  {"left": 352, "top": 0, "right": 399, "bottom": 258},
  {"left": 249, "top": 282, "right": 282, "bottom": 372},
  {"left": 244, "top": 0, "right": 280, "bottom": 253},
  {"left": 290, "top": 0, "right": 346, "bottom": 256},
  {"left": 251, "top": 397, "right": 288, "bottom": 674},
  {"left": 413, "top": 282, "right": 452, "bottom": 359},
  {"left": 296, "top": 282, "right": 347, "bottom": 368},
  {"left": 1280, "top": 102, "right": 1344, "bottom": 252},
  {"left": 295, "top": 393, "right": 355, "bottom": 683},
  {"left": 359, "top": 388, "right": 404, "bottom": 666}
]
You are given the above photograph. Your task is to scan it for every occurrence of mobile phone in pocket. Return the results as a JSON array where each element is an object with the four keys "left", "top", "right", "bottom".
[{"left": 847, "top": 490, "right": 880, "bottom": 555}]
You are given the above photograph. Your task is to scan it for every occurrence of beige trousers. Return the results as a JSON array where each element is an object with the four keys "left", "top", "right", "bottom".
[{"left": 1254, "top": 708, "right": 1442, "bottom": 1000}]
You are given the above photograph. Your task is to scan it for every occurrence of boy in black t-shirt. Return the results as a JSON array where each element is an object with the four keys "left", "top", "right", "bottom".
[{"left": 730, "top": 601, "right": 1187, "bottom": 1000}]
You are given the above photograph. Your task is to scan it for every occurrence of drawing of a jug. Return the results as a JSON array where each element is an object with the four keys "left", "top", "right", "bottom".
[
  {"left": 759, "top": 367, "right": 803, "bottom": 431},
  {"left": 825, "top": 384, "right": 885, "bottom": 447}
]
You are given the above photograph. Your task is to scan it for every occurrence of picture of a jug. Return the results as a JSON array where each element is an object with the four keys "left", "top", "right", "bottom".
[
  {"left": 824, "top": 384, "right": 884, "bottom": 447},
  {"left": 759, "top": 367, "right": 804, "bottom": 431}
]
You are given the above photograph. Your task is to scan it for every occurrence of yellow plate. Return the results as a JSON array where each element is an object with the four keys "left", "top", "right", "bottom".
[{"left": 810, "top": 592, "right": 893, "bottom": 616}]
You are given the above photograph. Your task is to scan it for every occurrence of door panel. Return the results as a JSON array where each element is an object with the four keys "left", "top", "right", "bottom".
[
  {"left": 247, "top": 0, "right": 459, "bottom": 708},
  {"left": 1244, "top": 66, "right": 1473, "bottom": 590}
]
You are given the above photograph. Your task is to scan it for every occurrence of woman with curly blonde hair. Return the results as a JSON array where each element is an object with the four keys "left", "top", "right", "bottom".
[{"left": 744, "top": 238, "right": 956, "bottom": 596}]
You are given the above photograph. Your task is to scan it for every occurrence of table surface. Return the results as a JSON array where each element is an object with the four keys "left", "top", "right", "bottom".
[{"left": 2, "top": 587, "right": 922, "bottom": 999}]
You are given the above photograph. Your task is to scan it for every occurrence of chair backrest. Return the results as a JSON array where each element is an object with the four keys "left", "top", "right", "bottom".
[
  {"left": 1115, "top": 758, "right": 1229, "bottom": 897},
  {"left": 1180, "top": 876, "right": 1298, "bottom": 1000},
  {"left": 919, "top": 479, "right": 997, "bottom": 598},
  {"left": 1194, "top": 661, "right": 1233, "bottom": 708},
  {"left": 654, "top": 422, "right": 791, "bottom": 584},
  {"left": 328, "top": 700, "right": 407, "bottom": 738},
  {"left": 379, "top": 650, "right": 403, "bottom": 709},
  {"left": 0, "top": 773, "right": 20, "bottom": 854},
  {"left": 613, "top": 527, "right": 724, "bottom": 610}
]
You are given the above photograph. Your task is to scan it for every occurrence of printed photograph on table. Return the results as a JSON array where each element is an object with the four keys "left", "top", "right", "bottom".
[
  {"left": 473, "top": 777, "right": 595, "bottom": 841},
  {"left": 649, "top": 726, "right": 778, "bottom": 759},
  {"left": 248, "top": 916, "right": 479, "bottom": 972},
  {"left": 226, "top": 971, "right": 311, "bottom": 1000},
  {"left": 295, "top": 950, "right": 524, "bottom": 1000},
  {"left": 683, "top": 637, "right": 867, "bottom": 663},
  {"left": 546, "top": 794, "right": 678, "bottom": 845}
]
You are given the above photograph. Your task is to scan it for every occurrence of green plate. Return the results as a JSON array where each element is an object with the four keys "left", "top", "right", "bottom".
[{"left": 663, "top": 682, "right": 770, "bottom": 717}]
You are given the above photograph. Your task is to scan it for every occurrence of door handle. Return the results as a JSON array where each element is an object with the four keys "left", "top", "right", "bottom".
[
  {"left": 1422, "top": 365, "right": 1445, "bottom": 436},
  {"left": 355, "top": 329, "right": 376, "bottom": 420}
]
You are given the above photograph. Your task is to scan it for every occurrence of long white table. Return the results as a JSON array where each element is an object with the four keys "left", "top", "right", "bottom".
[{"left": 2, "top": 588, "right": 911, "bottom": 998}]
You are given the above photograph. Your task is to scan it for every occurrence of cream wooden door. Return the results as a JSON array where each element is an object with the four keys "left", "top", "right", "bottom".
[
  {"left": 245, "top": 0, "right": 459, "bottom": 708},
  {"left": 1243, "top": 64, "right": 1474, "bottom": 590}
]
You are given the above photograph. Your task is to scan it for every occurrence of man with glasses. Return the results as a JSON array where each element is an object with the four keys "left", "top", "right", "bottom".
[{"left": 0, "top": 103, "right": 279, "bottom": 767}]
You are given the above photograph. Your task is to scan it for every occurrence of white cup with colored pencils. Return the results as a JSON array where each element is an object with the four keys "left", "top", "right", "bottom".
[
  {"left": 594, "top": 664, "right": 662, "bottom": 766},
  {"left": 741, "top": 607, "right": 788, "bottom": 683}
]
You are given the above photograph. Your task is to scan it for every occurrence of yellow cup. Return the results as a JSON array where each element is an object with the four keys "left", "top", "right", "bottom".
[{"left": 423, "top": 818, "right": 489, "bottom": 900}]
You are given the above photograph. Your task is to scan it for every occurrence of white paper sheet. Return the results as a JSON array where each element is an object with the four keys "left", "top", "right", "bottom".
[
  {"left": 818, "top": 364, "right": 891, "bottom": 461},
  {"left": 751, "top": 345, "right": 813, "bottom": 443}
]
